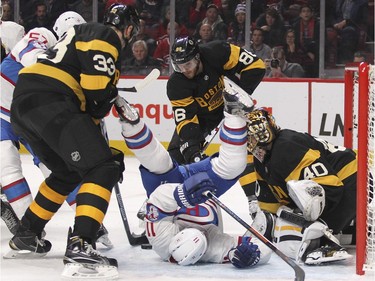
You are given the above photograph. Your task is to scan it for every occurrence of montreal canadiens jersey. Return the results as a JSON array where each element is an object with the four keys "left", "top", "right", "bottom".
[
  {"left": 167, "top": 40, "right": 265, "bottom": 142},
  {"left": 1, "top": 28, "right": 56, "bottom": 131},
  {"left": 247, "top": 129, "right": 357, "bottom": 214},
  {"left": 13, "top": 22, "right": 122, "bottom": 115}
]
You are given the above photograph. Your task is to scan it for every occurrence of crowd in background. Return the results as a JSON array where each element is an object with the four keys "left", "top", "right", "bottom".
[{"left": 1, "top": 0, "right": 374, "bottom": 77}]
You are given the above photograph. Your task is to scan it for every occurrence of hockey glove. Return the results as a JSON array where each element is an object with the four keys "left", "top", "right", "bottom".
[
  {"left": 180, "top": 139, "right": 207, "bottom": 163},
  {"left": 248, "top": 195, "right": 261, "bottom": 219},
  {"left": 110, "top": 147, "right": 125, "bottom": 183},
  {"left": 173, "top": 172, "right": 216, "bottom": 208},
  {"left": 228, "top": 237, "right": 260, "bottom": 268},
  {"left": 86, "top": 85, "right": 118, "bottom": 119}
]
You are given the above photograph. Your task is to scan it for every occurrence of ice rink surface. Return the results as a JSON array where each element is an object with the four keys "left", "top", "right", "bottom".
[{"left": 1, "top": 155, "right": 374, "bottom": 281}]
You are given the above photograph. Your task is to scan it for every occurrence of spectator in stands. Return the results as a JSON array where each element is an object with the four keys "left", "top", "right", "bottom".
[
  {"left": 136, "top": 0, "right": 162, "bottom": 30},
  {"left": 46, "top": 0, "right": 68, "bottom": 25},
  {"left": 122, "top": 39, "right": 162, "bottom": 75},
  {"left": 153, "top": 5, "right": 189, "bottom": 42},
  {"left": 69, "top": 0, "right": 105, "bottom": 23},
  {"left": 105, "top": 0, "right": 136, "bottom": 10},
  {"left": 122, "top": 19, "right": 157, "bottom": 59},
  {"left": 196, "top": 23, "right": 213, "bottom": 45},
  {"left": 188, "top": 0, "right": 222, "bottom": 32},
  {"left": 353, "top": 51, "right": 366, "bottom": 63},
  {"left": 193, "top": 3, "right": 227, "bottom": 41},
  {"left": 284, "top": 29, "right": 316, "bottom": 78},
  {"left": 153, "top": 21, "right": 181, "bottom": 75},
  {"left": 227, "top": 3, "right": 247, "bottom": 47},
  {"left": 23, "top": 1, "right": 52, "bottom": 32},
  {"left": 1, "top": 3, "right": 13, "bottom": 21},
  {"left": 327, "top": 0, "right": 368, "bottom": 64},
  {"left": 268, "top": 46, "right": 305, "bottom": 78},
  {"left": 255, "top": 7, "right": 285, "bottom": 48},
  {"left": 249, "top": 27, "right": 272, "bottom": 75},
  {"left": 291, "top": 4, "right": 319, "bottom": 77}
]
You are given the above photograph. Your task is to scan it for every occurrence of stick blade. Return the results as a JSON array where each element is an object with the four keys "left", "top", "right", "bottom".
[{"left": 134, "top": 68, "right": 160, "bottom": 92}]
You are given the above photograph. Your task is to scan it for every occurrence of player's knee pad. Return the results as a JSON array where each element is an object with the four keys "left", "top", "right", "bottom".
[
  {"left": 287, "top": 180, "right": 325, "bottom": 221},
  {"left": 168, "top": 228, "right": 207, "bottom": 266},
  {"left": 85, "top": 159, "right": 122, "bottom": 189}
]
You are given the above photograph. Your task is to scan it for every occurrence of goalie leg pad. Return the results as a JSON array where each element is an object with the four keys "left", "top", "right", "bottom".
[{"left": 287, "top": 180, "right": 325, "bottom": 221}]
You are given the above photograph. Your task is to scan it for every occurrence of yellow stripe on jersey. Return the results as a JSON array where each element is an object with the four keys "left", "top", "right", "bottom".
[
  {"left": 239, "top": 170, "right": 257, "bottom": 186},
  {"left": 29, "top": 201, "right": 55, "bottom": 220},
  {"left": 170, "top": 96, "right": 195, "bottom": 107},
  {"left": 258, "top": 201, "right": 282, "bottom": 214},
  {"left": 176, "top": 115, "right": 199, "bottom": 134},
  {"left": 20, "top": 63, "right": 86, "bottom": 111},
  {"left": 78, "top": 183, "right": 111, "bottom": 203},
  {"left": 312, "top": 175, "right": 344, "bottom": 187},
  {"left": 241, "top": 59, "right": 265, "bottom": 72},
  {"left": 75, "top": 40, "right": 119, "bottom": 61},
  {"left": 80, "top": 74, "right": 111, "bottom": 91},
  {"left": 76, "top": 205, "right": 105, "bottom": 224},
  {"left": 223, "top": 44, "right": 240, "bottom": 70},
  {"left": 337, "top": 158, "right": 357, "bottom": 181},
  {"left": 39, "top": 181, "right": 67, "bottom": 205},
  {"left": 275, "top": 224, "right": 302, "bottom": 232},
  {"left": 286, "top": 149, "right": 321, "bottom": 181}
]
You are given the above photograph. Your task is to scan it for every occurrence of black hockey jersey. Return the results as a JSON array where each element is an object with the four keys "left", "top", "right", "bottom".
[
  {"left": 243, "top": 129, "right": 357, "bottom": 223},
  {"left": 14, "top": 22, "right": 122, "bottom": 117},
  {"left": 167, "top": 40, "right": 265, "bottom": 142}
]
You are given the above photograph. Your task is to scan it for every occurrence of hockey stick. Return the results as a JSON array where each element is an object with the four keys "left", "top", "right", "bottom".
[
  {"left": 204, "top": 191, "right": 305, "bottom": 281},
  {"left": 114, "top": 183, "right": 149, "bottom": 246},
  {"left": 118, "top": 69, "right": 160, "bottom": 92},
  {"left": 202, "top": 119, "right": 224, "bottom": 153}
]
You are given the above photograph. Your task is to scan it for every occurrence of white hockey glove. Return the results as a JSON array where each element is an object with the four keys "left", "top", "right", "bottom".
[
  {"left": 228, "top": 236, "right": 260, "bottom": 268},
  {"left": 247, "top": 195, "right": 261, "bottom": 219},
  {"left": 287, "top": 180, "right": 325, "bottom": 221}
]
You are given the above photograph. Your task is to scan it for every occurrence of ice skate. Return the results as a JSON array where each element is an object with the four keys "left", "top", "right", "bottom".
[
  {"left": 1, "top": 194, "right": 20, "bottom": 235},
  {"left": 114, "top": 96, "right": 139, "bottom": 124},
  {"left": 223, "top": 76, "right": 254, "bottom": 116},
  {"left": 96, "top": 224, "right": 113, "bottom": 249},
  {"left": 5, "top": 221, "right": 51, "bottom": 259},
  {"left": 62, "top": 228, "right": 118, "bottom": 280},
  {"left": 304, "top": 244, "right": 352, "bottom": 265}
]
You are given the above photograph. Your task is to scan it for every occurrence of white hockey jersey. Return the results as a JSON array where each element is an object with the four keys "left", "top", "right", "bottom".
[
  {"left": 0, "top": 27, "right": 56, "bottom": 123},
  {"left": 0, "top": 21, "right": 25, "bottom": 56},
  {"left": 145, "top": 183, "right": 272, "bottom": 265}
]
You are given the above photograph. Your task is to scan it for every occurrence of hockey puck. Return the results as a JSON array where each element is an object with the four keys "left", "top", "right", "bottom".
[{"left": 141, "top": 244, "right": 152, "bottom": 250}]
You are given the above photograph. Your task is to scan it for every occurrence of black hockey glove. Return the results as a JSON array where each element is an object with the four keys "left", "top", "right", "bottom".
[
  {"left": 228, "top": 237, "right": 260, "bottom": 268},
  {"left": 110, "top": 147, "right": 125, "bottom": 183},
  {"left": 180, "top": 139, "right": 207, "bottom": 163},
  {"left": 86, "top": 85, "right": 118, "bottom": 119}
]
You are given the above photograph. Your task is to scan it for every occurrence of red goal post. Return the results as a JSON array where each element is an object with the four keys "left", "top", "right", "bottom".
[{"left": 344, "top": 62, "right": 374, "bottom": 275}]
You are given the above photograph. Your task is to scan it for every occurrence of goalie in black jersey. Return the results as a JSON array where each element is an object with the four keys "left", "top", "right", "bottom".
[
  {"left": 167, "top": 36, "right": 265, "bottom": 164},
  {"left": 9, "top": 4, "right": 139, "bottom": 279},
  {"left": 242, "top": 108, "right": 357, "bottom": 265}
]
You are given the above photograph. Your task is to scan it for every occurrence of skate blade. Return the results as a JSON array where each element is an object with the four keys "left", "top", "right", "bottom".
[
  {"left": 3, "top": 249, "right": 48, "bottom": 259},
  {"left": 305, "top": 253, "right": 352, "bottom": 265},
  {"left": 61, "top": 263, "right": 118, "bottom": 280}
]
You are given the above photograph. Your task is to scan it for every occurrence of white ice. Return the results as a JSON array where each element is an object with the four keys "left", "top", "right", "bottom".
[{"left": 1, "top": 154, "right": 374, "bottom": 281}]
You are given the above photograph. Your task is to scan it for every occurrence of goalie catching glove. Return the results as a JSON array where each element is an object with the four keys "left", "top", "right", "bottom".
[
  {"left": 228, "top": 236, "right": 260, "bottom": 268},
  {"left": 173, "top": 172, "right": 216, "bottom": 208}
]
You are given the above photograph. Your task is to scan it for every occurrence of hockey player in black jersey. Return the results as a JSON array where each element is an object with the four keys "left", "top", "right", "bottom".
[
  {"left": 167, "top": 36, "right": 265, "bottom": 164},
  {"left": 9, "top": 4, "right": 139, "bottom": 279},
  {"left": 242, "top": 108, "right": 356, "bottom": 265}
]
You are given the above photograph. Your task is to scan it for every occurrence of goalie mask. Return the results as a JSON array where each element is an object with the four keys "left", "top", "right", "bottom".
[{"left": 246, "top": 109, "right": 280, "bottom": 153}]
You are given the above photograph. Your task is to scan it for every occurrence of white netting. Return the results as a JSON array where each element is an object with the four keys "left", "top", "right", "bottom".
[{"left": 364, "top": 65, "right": 374, "bottom": 271}]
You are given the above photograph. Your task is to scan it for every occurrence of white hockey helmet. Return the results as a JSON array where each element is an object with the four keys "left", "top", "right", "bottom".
[
  {"left": 53, "top": 11, "right": 86, "bottom": 39},
  {"left": 168, "top": 228, "right": 207, "bottom": 266}
]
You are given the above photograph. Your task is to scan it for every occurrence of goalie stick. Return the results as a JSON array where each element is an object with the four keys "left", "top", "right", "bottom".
[
  {"left": 204, "top": 191, "right": 305, "bottom": 281},
  {"left": 114, "top": 183, "right": 149, "bottom": 246},
  {"left": 117, "top": 69, "right": 160, "bottom": 92}
]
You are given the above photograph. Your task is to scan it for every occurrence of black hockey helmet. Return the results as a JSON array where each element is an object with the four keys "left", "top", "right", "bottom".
[
  {"left": 170, "top": 36, "right": 199, "bottom": 72},
  {"left": 103, "top": 3, "right": 140, "bottom": 36},
  {"left": 246, "top": 108, "right": 280, "bottom": 152}
]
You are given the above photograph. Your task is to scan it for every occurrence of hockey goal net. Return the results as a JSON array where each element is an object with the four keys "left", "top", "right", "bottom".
[{"left": 344, "top": 62, "right": 374, "bottom": 275}]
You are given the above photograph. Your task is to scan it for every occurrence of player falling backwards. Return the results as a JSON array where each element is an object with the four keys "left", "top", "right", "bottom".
[
  {"left": 8, "top": 4, "right": 139, "bottom": 279},
  {"left": 115, "top": 76, "right": 271, "bottom": 267}
]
